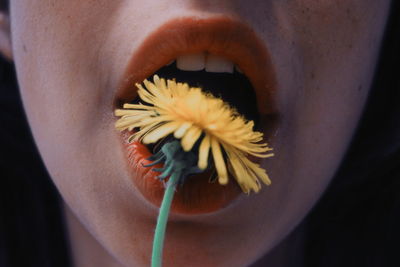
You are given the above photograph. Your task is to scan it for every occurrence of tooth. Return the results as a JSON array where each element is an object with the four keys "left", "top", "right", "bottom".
[
  {"left": 176, "top": 53, "right": 205, "bottom": 71},
  {"left": 205, "top": 54, "right": 234, "bottom": 73}
]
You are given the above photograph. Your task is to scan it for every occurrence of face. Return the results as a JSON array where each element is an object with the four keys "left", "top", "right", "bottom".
[{"left": 10, "top": 0, "right": 391, "bottom": 266}]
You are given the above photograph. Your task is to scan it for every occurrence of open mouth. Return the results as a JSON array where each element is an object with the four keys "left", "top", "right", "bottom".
[
  {"left": 135, "top": 57, "right": 260, "bottom": 155},
  {"left": 155, "top": 57, "right": 260, "bottom": 126},
  {"left": 115, "top": 16, "right": 278, "bottom": 215}
]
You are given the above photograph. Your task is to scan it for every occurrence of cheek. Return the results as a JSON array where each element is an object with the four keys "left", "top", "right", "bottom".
[
  {"left": 240, "top": 0, "right": 391, "bottom": 258},
  {"left": 9, "top": 0, "right": 145, "bottom": 241},
  {"left": 285, "top": 0, "right": 389, "bottom": 140},
  {"left": 272, "top": 1, "right": 390, "bottom": 189},
  {"left": 267, "top": 0, "right": 390, "bottom": 138},
  {"left": 10, "top": 0, "right": 125, "bottom": 170}
]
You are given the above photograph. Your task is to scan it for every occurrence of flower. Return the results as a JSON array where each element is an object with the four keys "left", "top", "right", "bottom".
[{"left": 115, "top": 75, "right": 274, "bottom": 193}]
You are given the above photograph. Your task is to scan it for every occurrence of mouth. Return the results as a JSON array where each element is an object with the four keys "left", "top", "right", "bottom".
[{"left": 115, "top": 16, "right": 278, "bottom": 215}]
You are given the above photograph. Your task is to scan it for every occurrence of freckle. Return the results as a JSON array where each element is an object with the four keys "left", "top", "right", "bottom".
[
  {"left": 23, "top": 44, "right": 27, "bottom": 53},
  {"left": 358, "top": 85, "right": 362, "bottom": 91},
  {"left": 310, "top": 72, "right": 315, "bottom": 80}
]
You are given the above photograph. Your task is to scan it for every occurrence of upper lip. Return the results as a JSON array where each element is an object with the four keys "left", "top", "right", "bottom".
[{"left": 115, "top": 16, "right": 277, "bottom": 116}]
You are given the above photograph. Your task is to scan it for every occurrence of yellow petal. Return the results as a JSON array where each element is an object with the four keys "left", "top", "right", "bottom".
[
  {"left": 224, "top": 146, "right": 268, "bottom": 193},
  {"left": 174, "top": 122, "right": 193, "bottom": 139},
  {"left": 226, "top": 153, "right": 246, "bottom": 184},
  {"left": 122, "top": 103, "right": 152, "bottom": 110},
  {"left": 142, "top": 121, "right": 180, "bottom": 144},
  {"left": 198, "top": 134, "right": 211, "bottom": 170},
  {"left": 242, "top": 157, "right": 272, "bottom": 185},
  {"left": 153, "top": 75, "right": 168, "bottom": 93},
  {"left": 136, "top": 84, "right": 156, "bottom": 104},
  {"left": 115, "top": 109, "right": 151, "bottom": 117},
  {"left": 211, "top": 137, "right": 228, "bottom": 185},
  {"left": 181, "top": 126, "right": 202, "bottom": 152}
]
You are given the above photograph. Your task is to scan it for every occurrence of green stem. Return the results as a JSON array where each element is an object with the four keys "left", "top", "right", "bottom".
[{"left": 151, "top": 172, "right": 180, "bottom": 267}]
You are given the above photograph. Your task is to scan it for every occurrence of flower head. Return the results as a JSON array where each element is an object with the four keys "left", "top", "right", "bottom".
[{"left": 115, "top": 75, "right": 273, "bottom": 193}]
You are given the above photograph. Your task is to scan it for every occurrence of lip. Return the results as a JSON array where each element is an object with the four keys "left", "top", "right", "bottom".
[{"left": 115, "top": 16, "right": 278, "bottom": 215}]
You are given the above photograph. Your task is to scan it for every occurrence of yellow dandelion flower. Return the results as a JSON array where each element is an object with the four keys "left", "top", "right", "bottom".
[{"left": 115, "top": 75, "right": 274, "bottom": 193}]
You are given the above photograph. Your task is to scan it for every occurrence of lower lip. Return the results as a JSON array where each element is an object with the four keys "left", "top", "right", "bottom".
[{"left": 122, "top": 134, "right": 242, "bottom": 215}]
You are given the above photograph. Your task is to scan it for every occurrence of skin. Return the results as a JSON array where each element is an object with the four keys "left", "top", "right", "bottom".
[{"left": 0, "top": 0, "right": 391, "bottom": 266}]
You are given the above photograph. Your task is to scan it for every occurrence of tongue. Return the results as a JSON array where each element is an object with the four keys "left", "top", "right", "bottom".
[{"left": 155, "top": 62, "right": 260, "bottom": 128}]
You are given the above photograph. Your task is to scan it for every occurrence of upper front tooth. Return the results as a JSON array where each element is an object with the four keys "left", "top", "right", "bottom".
[
  {"left": 176, "top": 53, "right": 205, "bottom": 71},
  {"left": 205, "top": 55, "right": 234, "bottom": 73}
]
